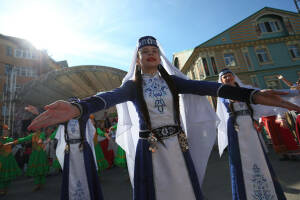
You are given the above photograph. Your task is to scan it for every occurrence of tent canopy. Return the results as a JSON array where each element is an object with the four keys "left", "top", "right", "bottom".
[{"left": 17, "top": 65, "right": 127, "bottom": 107}]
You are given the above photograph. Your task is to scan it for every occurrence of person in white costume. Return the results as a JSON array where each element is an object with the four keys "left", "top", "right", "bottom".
[
  {"left": 28, "top": 37, "right": 300, "bottom": 200},
  {"left": 217, "top": 68, "right": 288, "bottom": 200}
]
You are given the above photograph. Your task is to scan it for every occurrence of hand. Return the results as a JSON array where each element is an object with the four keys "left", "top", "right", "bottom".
[
  {"left": 253, "top": 89, "right": 300, "bottom": 112},
  {"left": 3, "top": 141, "right": 14, "bottom": 146},
  {"left": 105, "top": 133, "right": 111, "bottom": 140},
  {"left": 27, "top": 100, "right": 81, "bottom": 131},
  {"left": 275, "top": 118, "right": 289, "bottom": 128},
  {"left": 25, "top": 105, "right": 40, "bottom": 115},
  {"left": 45, "top": 138, "right": 51, "bottom": 144},
  {"left": 277, "top": 75, "right": 283, "bottom": 80}
]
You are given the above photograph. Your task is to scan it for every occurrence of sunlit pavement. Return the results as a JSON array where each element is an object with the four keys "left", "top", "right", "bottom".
[
  {"left": 202, "top": 146, "right": 300, "bottom": 200},
  {"left": 1, "top": 146, "right": 300, "bottom": 200}
]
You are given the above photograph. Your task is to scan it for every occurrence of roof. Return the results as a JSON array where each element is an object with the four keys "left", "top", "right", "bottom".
[
  {"left": 180, "top": 7, "right": 300, "bottom": 72},
  {"left": 197, "top": 7, "right": 299, "bottom": 48},
  {"left": 16, "top": 65, "right": 127, "bottom": 106}
]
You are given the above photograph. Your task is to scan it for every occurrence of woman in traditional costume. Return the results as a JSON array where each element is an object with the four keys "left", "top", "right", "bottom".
[
  {"left": 46, "top": 127, "right": 61, "bottom": 171},
  {"left": 109, "top": 124, "right": 127, "bottom": 168},
  {"left": 28, "top": 36, "right": 300, "bottom": 200},
  {"left": 12, "top": 129, "right": 49, "bottom": 191},
  {"left": 90, "top": 115, "right": 109, "bottom": 175},
  {"left": 217, "top": 68, "right": 288, "bottom": 200},
  {"left": 0, "top": 125, "right": 22, "bottom": 196},
  {"left": 54, "top": 97, "right": 103, "bottom": 200}
]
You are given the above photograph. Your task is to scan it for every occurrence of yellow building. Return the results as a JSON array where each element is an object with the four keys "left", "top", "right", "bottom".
[{"left": 0, "top": 33, "right": 61, "bottom": 133}]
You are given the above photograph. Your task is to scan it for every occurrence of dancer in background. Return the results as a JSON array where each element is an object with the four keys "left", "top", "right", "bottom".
[
  {"left": 90, "top": 115, "right": 109, "bottom": 175},
  {"left": 217, "top": 68, "right": 287, "bottom": 200},
  {"left": 0, "top": 125, "right": 22, "bottom": 196},
  {"left": 54, "top": 97, "right": 103, "bottom": 200},
  {"left": 10, "top": 129, "right": 49, "bottom": 191}
]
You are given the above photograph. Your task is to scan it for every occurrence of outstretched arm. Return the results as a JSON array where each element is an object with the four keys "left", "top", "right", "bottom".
[
  {"left": 277, "top": 75, "right": 294, "bottom": 87},
  {"left": 28, "top": 81, "right": 135, "bottom": 131},
  {"left": 172, "top": 76, "right": 300, "bottom": 112}
]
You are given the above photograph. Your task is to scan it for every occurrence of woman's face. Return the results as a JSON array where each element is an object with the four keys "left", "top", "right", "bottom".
[
  {"left": 221, "top": 73, "right": 235, "bottom": 86},
  {"left": 137, "top": 46, "right": 161, "bottom": 71}
]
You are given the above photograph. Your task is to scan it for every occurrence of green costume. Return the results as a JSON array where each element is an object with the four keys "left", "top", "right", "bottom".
[
  {"left": 17, "top": 132, "right": 49, "bottom": 185},
  {"left": 94, "top": 128, "right": 109, "bottom": 174},
  {"left": 0, "top": 137, "right": 22, "bottom": 192},
  {"left": 111, "top": 124, "right": 127, "bottom": 168}
]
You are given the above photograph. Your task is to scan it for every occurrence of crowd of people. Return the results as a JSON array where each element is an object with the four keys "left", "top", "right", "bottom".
[
  {"left": 0, "top": 112, "right": 126, "bottom": 197},
  {"left": 0, "top": 36, "right": 300, "bottom": 200}
]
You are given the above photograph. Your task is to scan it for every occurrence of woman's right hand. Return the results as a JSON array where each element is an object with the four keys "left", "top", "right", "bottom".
[
  {"left": 277, "top": 75, "right": 283, "bottom": 79},
  {"left": 28, "top": 100, "right": 81, "bottom": 131}
]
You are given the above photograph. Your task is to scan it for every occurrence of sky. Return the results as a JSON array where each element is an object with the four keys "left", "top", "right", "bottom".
[{"left": 0, "top": 0, "right": 297, "bottom": 72}]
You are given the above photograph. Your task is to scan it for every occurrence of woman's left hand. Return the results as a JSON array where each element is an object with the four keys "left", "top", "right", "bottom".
[{"left": 253, "top": 89, "right": 300, "bottom": 112}]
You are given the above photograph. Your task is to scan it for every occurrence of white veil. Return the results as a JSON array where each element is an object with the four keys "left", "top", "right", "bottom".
[
  {"left": 115, "top": 38, "right": 219, "bottom": 186},
  {"left": 216, "top": 71, "right": 249, "bottom": 156},
  {"left": 216, "top": 70, "right": 297, "bottom": 156}
]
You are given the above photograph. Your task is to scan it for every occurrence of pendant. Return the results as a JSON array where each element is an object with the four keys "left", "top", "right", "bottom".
[
  {"left": 147, "top": 132, "right": 158, "bottom": 153},
  {"left": 178, "top": 131, "right": 189, "bottom": 152}
]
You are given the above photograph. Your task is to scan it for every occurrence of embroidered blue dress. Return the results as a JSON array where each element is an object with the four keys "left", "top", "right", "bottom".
[
  {"left": 57, "top": 119, "right": 103, "bottom": 200},
  {"left": 221, "top": 99, "right": 286, "bottom": 200},
  {"left": 78, "top": 73, "right": 256, "bottom": 200}
]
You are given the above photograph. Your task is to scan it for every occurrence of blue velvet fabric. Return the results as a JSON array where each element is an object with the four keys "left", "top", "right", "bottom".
[
  {"left": 222, "top": 98, "right": 247, "bottom": 199},
  {"left": 227, "top": 116, "right": 247, "bottom": 200},
  {"left": 182, "top": 151, "right": 204, "bottom": 199},
  {"left": 60, "top": 150, "right": 70, "bottom": 200},
  {"left": 83, "top": 141, "right": 104, "bottom": 200},
  {"left": 134, "top": 140, "right": 156, "bottom": 200}
]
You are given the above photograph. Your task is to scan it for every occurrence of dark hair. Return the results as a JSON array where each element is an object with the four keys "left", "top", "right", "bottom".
[{"left": 134, "top": 64, "right": 181, "bottom": 131}]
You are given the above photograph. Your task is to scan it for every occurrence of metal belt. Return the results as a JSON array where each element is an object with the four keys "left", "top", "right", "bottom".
[
  {"left": 139, "top": 125, "right": 179, "bottom": 140},
  {"left": 66, "top": 139, "right": 82, "bottom": 144},
  {"left": 231, "top": 110, "right": 251, "bottom": 116}
]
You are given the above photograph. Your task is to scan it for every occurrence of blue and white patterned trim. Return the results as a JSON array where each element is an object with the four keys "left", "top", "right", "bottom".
[{"left": 93, "top": 95, "right": 107, "bottom": 109}]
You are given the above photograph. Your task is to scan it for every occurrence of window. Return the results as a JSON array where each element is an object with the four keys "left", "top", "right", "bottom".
[
  {"left": 15, "top": 49, "right": 22, "bottom": 58},
  {"left": 6, "top": 46, "right": 13, "bottom": 56},
  {"left": 5, "top": 64, "right": 12, "bottom": 75},
  {"left": 256, "top": 49, "right": 270, "bottom": 63},
  {"left": 2, "top": 106, "right": 8, "bottom": 117},
  {"left": 202, "top": 58, "right": 210, "bottom": 76},
  {"left": 258, "top": 21, "right": 281, "bottom": 33},
  {"left": 210, "top": 57, "right": 218, "bottom": 75},
  {"left": 288, "top": 44, "right": 300, "bottom": 59},
  {"left": 174, "top": 57, "right": 179, "bottom": 69},
  {"left": 264, "top": 76, "right": 282, "bottom": 89},
  {"left": 224, "top": 53, "right": 236, "bottom": 67},
  {"left": 14, "top": 49, "right": 37, "bottom": 60}
]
